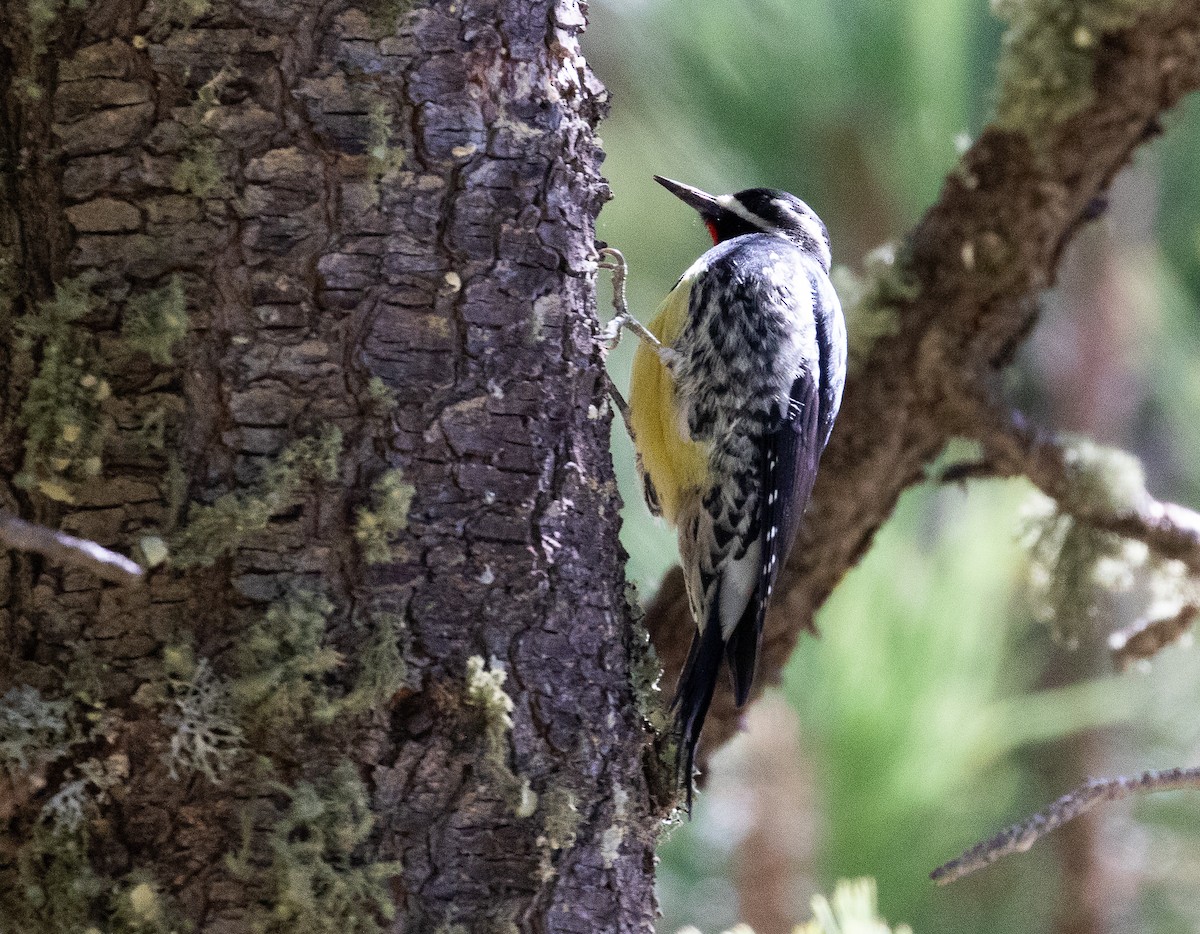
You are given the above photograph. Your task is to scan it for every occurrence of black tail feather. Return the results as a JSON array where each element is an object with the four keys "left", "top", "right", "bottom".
[{"left": 671, "top": 611, "right": 725, "bottom": 813}]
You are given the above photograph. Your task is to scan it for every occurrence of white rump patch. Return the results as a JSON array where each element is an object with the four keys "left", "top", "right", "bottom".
[{"left": 718, "top": 539, "right": 761, "bottom": 639}]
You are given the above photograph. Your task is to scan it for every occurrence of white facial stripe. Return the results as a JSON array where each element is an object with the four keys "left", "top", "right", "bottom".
[
  {"left": 775, "top": 200, "right": 826, "bottom": 245},
  {"left": 717, "top": 192, "right": 833, "bottom": 268},
  {"left": 776, "top": 199, "right": 832, "bottom": 269},
  {"left": 716, "top": 193, "right": 773, "bottom": 231}
]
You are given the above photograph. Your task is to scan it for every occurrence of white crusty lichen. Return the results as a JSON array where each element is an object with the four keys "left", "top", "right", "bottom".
[
  {"left": 465, "top": 656, "right": 537, "bottom": 817},
  {"left": 831, "top": 243, "right": 916, "bottom": 376}
]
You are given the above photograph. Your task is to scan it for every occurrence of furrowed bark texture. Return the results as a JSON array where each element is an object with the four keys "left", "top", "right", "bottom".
[
  {"left": 647, "top": 3, "right": 1200, "bottom": 766},
  {"left": 1, "top": 2, "right": 653, "bottom": 932}
]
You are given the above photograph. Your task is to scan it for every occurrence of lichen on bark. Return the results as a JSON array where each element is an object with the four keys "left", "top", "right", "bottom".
[{"left": 1, "top": 0, "right": 647, "bottom": 931}]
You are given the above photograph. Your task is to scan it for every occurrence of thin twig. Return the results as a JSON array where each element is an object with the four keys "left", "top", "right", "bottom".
[
  {"left": 1110, "top": 605, "right": 1197, "bottom": 671},
  {"left": 932, "top": 767, "right": 1200, "bottom": 885},
  {"left": 0, "top": 510, "right": 144, "bottom": 586}
]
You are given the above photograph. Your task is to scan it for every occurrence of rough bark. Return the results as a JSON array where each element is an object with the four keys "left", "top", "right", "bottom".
[
  {"left": 1, "top": 2, "right": 655, "bottom": 933},
  {"left": 648, "top": 2, "right": 1200, "bottom": 768}
]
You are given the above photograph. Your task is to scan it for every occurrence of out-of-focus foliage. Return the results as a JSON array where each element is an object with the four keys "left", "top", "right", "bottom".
[
  {"left": 586, "top": 0, "right": 1200, "bottom": 932},
  {"left": 679, "top": 878, "right": 912, "bottom": 934}
]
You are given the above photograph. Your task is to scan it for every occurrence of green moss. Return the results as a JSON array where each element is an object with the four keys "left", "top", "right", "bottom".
[
  {"left": 993, "top": 0, "right": 1171, "bottom": 136},
  {"left": 14, "top": 274, "right": 109, "bottom": 503},
  {"left": 366, "top": 99, "right": 406, "bottom": 194},
  {"left": 171, "top": 142, "right": 222, "bottom": 199},
  {"left": 0, "top": 685, "right": 73, "bottom": 775},
  {"left": 367, "top": 0, "right": 410, "bottom": 35},
  {"left": 0, "top": 250, "right": 16, "bottom": 325},
  {"left": 173, "top": 74, "right": 224, "bottom": 198},
  {"left": 241, "top": 764, "right": 401, "bottom": 934},
  {"left": 232, "top": 590, "right": 343, "bottom": 735},
  {"left": 0, "top": 823, "right": 105, "bottom": 933},
  {"left": 171, "top": 425, "right": 342, "bottom": 567},
  {"left": 26, "top": 0, "right": 88, "bottom": 58},
  {"left": 156, "top": 0, "right": 211, "bottom": 26},
  {"left": 831, "top": 243, "right": 915, "bottom": 377},
  {"left": 354, "top": 469, "right": 415, "bottom": 564},
  {"left": 122, "top": 276, "right": 189, "bottom": 365},
  {"left": 161, "top": 648, "right": 244, "bottom": 783},
  {"left": 363, "top": 376, "right": 398, "bottom": 415}
]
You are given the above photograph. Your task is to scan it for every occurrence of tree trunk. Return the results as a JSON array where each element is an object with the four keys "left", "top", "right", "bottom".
[{"left": 0, "top": 2, "right": 658, "bottom": 932}]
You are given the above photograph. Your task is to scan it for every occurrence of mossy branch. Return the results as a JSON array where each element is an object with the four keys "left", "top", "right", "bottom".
[{"left": 645, "top": 0, "right": 1200, "bottom": 769}]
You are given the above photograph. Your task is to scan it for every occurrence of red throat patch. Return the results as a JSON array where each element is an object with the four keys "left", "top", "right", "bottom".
[{"left": 705, "top": 219, "right": 719, "bottom": 245}]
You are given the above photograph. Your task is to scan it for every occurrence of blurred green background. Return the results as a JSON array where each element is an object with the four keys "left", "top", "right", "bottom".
[{"left": 582, "top": 2, "right": 1200, "bottom": 932}]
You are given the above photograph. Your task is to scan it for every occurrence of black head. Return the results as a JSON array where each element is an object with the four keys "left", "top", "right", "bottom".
[{"left": 654, "top": 176, "right": 832, "bottom": 272}]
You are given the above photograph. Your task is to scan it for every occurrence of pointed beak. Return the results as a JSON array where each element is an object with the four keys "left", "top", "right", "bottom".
[{"left": 653, "top": 175, "right": 722, "bottom": 217}]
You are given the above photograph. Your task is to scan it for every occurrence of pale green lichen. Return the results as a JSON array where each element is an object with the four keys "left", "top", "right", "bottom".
[
  {"left": 0, "top": 823, "right": 105, "bottom": 933},
  {"left": 831, "top": 243, "right": 915, "bottom": 376},
  {"left": 108, "top": 874, "right": 190, "bottom": 934},
  {"left": 122, "top": 276, "right": 189, "bottom": 365},
  {"left": 338, "top": 610, "right": 409, "bottom": 715},
  {"left": 1022, "top": 439, "right": 1195, "bottom": 646},
  {"left": 171, "top": 425, "right": 342, "bottom": 567},
  {"left": 1022, "top": 493, "right": 1139, "bottom": 645},
  {"left": 599, "top": 786, "right": 628, "bottom": 869},
  {"left": 240, "top": 764, "right": 401, "bottom": 934},
  {"left": 364, "top": 376, "right": 398, "bottom": 414},
  {"left": 232, "top": 590, "right": 342, "bottom": 734},
  {"left": 172, "top": 74, "right": 225, "bottom": 198},
  {"left": 14, "top": 274, "right": 109, "bottom": 502},
  {"left": 354, "top": 469, "right": 415, "bottom": 564},
  {"left": 0, "top": 685, "right": 73, "bottom": 775},
  {"left": 161, "top": 649, "right": 244, "bottom": 783},
  {"left": 992, "top": 0, "right": 1172, "bottom": 136},
  {"left": 538, "top": 787, "right": 580, "bottom": 852},
  {"left": 366, "top": 99, "right": 406, "bottom": 197},
  {"left": 465, "top": 655, "right": 513, "bottom": 737},
  {"left": 1056, "top": 436, "right": 1147, "bottom": 515},
  {"left": 464, "top": 656, "right": 535, "bottom": 816},
  {"left": 626, "top": 585, "right": 670, "bottom": 735},
  {"left": 156, "top": 0, "right": 211, "bottom": 26},
  {"left": 26, "top": 0, "right": 89, "bottom": 60},
  {"left": 41, "top": 754, "right": 128, "bottom": 832}
]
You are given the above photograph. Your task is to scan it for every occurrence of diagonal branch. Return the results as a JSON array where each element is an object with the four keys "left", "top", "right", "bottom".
[
  {"left": 932, "top": 767, "right": 1200, "bottom": 885},
  {"left": 969, "top": 408, "right": 1200, "bottom": 576},
  {"left": 0, "top": 510, "right": 144, "bottom": 586},
  {"left": 642, "top": 3, "right": 1200, "bottom": 769}
]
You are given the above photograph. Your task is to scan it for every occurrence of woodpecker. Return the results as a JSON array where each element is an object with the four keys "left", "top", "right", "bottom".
[{"left": 622, "top": 176, "right": 846, "bottom": 805}]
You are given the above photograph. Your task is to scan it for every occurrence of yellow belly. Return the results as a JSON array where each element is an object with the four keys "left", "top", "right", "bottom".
[{"left": 627, "top": 277, "right": 709, "bottom": 525}]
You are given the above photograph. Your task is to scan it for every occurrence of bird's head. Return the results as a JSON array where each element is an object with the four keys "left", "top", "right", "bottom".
[{"left": 654, "top": 175, "right": 831, "bottom": 272}]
